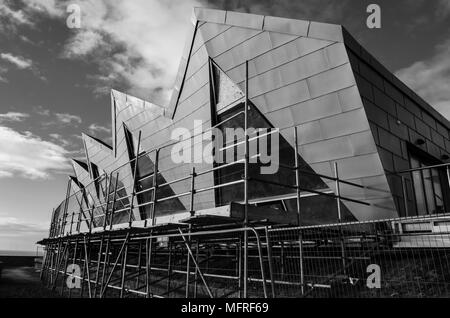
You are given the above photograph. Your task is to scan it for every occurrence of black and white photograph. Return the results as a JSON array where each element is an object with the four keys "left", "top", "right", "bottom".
[{"left": 0, "top": 0, "right": 449, "bottom": 308}]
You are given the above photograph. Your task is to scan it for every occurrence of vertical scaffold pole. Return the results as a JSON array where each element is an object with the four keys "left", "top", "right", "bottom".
[
  {"left": 151, "top": 149, "right": 159, "bottom": 227},
  {"left": 334, "top": 162, "right": 347, "bottom": 276},
  {"left": 41, "top": 209, "right": 55, "bottom": 281},
  {"left": 243, "top": 59, "right": 249, "bottom": 298},
  {"left": 136, "top": 241, "right": 142, "bottom": 291},
  {"left": 166, "top": 241, "right": 173, "bottom": 297},
  {"left": 109, "top": 172, "right": 120, "bottom": 231},
  {"left": 99, "top": 235, "right": 111, "bottom": 297},
  {"left": 265, "top": 227, "right": 276, "bottom": 298},
  {"left": 60, "top": 179, "right": 72, "bottom": 236},
  {"left": 68, "top": 238, "right": 78, "bottom": 298},
  {"left": 69, "top": 212, "right": 75, "bottom": 235},
  {"left": 129, "top": 131, "right": 142, "bottom": 228},
  {"left": 401, "top": 176, "right": 409, "bottom": 217},
  {"left": 145, "top": 237, "right": 153, "bottom": 298},
  {"left": 103, "top": 173, "right": 113, "bottom": 231},
  {"left": 185, "top": 227, "right": 191, "bottom": 298},
  {"left": 190, "top": 167, "right": 196, "bottom": 216},
  {"left": 93, "top": 235, "right": 104, "bottom": 298},
  {"left": 60, "top": 241, "right": 70, "bottom": 296},
  {"left": 120, "top": 240, "right": 129, "bottom": 298},
  {"left": 194, "top": 241, "right": 199, "bottom": 298},
  {"left": 446, "top": 165, "right": 450, "bottom": 195},
  {"left": 294, "top": 126, "right": 305, "bottom": 295},
  {"left": 83, "top": 236, "right": 92, "bottom": 298}
]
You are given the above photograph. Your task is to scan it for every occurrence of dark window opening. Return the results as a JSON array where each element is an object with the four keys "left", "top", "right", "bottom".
[{"left": 409, "top": 148, "right": 450, "bottom": 215}]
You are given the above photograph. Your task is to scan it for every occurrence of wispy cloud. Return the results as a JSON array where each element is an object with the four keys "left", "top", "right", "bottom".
[
  {"left": 0, "top": 0, "right": 33, "bottom": 34},
  {"left": 0, "top": 215, "right": 48, "bottom": 238},
  {"left": 18, "top": 0, "right": 201, "bottom": 104},
  {"left": 55, "top": 113, "right": 82, "bottom": 125},
  {"left": 0, "top": 126, "right": 71, "bottom": 179},
  {"left": 0, "top": 112, "right": 30, "bottom": 122},
  {"left": 0, "top": 52, "right": 33, "bottom": 69},
  {"left": 396, "top": 39, "right": 450, "bottom": 120},
  {"left": 49, "top": 133, "right": 73, "bottom": 148},
  {"left": 0, "top": 1, "right": 31, "bottom": 24},
  {"left": 34, "top": 105, "right": 51, "bottom": 116},
  {"left": 0, "top": 65, "right": 7, "bottom": 82},
  {"left": 88, "top": 123, "right": 111, "bottom": 134},
  {"left": 0, "top": 52, "right": 46, "bottom": 80},
  {"left": 207, "top": 0, "right": 351, "bottom": 22}
]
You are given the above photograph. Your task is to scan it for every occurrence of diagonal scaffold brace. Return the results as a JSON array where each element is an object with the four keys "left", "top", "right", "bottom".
[{"left": 178, "top": 228, "right": 214, "bottom": 298}]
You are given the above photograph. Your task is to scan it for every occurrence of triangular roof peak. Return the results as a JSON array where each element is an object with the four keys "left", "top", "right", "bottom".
[
  {"left": 71, "top": 158, "right": 89, "bottom": 171},
  {"left": 166, "top": 7, "right": 345, "bottom": 118},
  {"left": 192, "top": 7, "right": 344, "bottom": 42},
  {"left": 82, "top": 132, "right": 113, "bottom": 151},
  {"left": 111, "top": 89, "right": 166, "bottom": 114}
]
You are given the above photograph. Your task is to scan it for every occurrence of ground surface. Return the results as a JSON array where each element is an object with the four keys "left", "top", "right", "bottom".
[{"left": 0, "top": 266, "right": 60, "bottom": 298}]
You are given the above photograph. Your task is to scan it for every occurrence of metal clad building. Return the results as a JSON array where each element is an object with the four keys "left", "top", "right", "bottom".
[{"left": 57, "top": 8, "right": 450, "bottom": 231}]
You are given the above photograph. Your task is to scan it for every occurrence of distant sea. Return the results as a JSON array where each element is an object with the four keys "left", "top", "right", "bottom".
[{"left": 0, "top": 250, "right": 44, "bottom": 257}]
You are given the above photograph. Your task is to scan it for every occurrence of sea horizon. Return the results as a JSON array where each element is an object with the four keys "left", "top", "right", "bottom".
[{"left": 0, "top": 249, "right": 44, "bottom": 257}]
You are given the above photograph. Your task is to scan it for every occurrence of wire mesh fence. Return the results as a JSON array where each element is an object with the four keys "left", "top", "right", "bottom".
[
  {"left": 40, "top": 214, "right": 450, "bottom": 298},
  {"left": 266, "top": 216, "right": 450, "bottom": 298}
]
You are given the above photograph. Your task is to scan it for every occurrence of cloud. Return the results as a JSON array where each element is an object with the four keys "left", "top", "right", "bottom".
[
  {"left": 0, "top": 1, "right": 31, "bottom": 25},
  {"left": 17, "top": 0, "right": 354, "bottom": 103},
  {"left": 0, "top": 52, "right": 33, "bottom": 69},
  {"left": 0, "top": 126, "right": 71, "bottom": 179},
  {"left": 55, "top": 113, "right": 82, "bottom": 125},
  {"left": 19, "top": 0, "right": 202, "bottom": 104},
  {"left": 49, "top": 133, "right": 73, "bottom": 147},
  {"left": 436, "top": 0, "right": 450, "bottom": 20},
  {"left": 0, "top": 65, "right": 7, "bottom": 82},
  {"left": 396, "top": 40, "right": 450, "bottom": 120},
  {"left": 0, "top": 0, "right": 33, "bottom": 33},
  {"left": 88, "top": 123, "right": 111, "bottom": 134},
  {"left": 34, "top": 106, "right": 51, "bottom": 116},
  {"left": 0, "top": 216, "right": 48, "bottom": 238},
  {"left": 0, "top": 52, "right": 45, "bottom": 80},
  {"left": 0, "top": 112, "right": 30, "bottom": 122},
  {"left": 62, "top": 29, "right": 106, "bottom": 58}
]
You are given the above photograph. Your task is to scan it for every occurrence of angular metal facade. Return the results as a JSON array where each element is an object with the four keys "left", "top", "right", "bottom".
[{"left": 66, "top": 8, "right": 450, "bottom": 227}]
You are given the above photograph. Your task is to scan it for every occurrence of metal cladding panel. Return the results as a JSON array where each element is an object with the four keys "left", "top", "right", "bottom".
[
  {"left": 187, "top": 44, "right": 209, "bottom": 80},
  {"left": 194, "top": 7, "right": 226, "bottom": 24},
  {"left": 308, "top": 21, "right": 343, "bottom": 42},
  {"left": 337, "top": 85, "right": 364, "bottom": 112},
  {"left": 179, "top": 61, "right": 209, "bottom": 103},
  {"left": 197, "top": 22, "right": 232, "bottom": 45},
  {"left": 263, "top": 16, "right": 309, "bottom": 36},
  {"left": 225, "top": 11, "right": 265, "bottom": 30},
  {"left": 71, "top": 160, "right": 90, "bottom": 186},
  {"left": 213, "top": 32, "right": 273, "bottom": 72},
  {"left": 211, "top": 25, "right": 397, "bottom": 221},
  {"left": 318, "top": 108, "right": 370, "bottom": 139},
  {"left": 306, "top": 63, "right": 356, "bottom": 98},
  {"left": 225, "top": 36, "right": 332, "bottom": 86},
  {"left": 83, "top": 136, "right": 115, "bottom": 174},
  {"left": 204, "top": 27, "right": 261, "bottom": 59},
  {"left": 290, "top": 92, "right": 342, "bottom": 124}
]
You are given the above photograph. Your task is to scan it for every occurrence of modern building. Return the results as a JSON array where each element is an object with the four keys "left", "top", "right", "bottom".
[
  {"left": 40, "top": 7, "right": 450, "bottom": 299},
  {"left": 50, "top": 7, "right": 448, "bottom": 231}
]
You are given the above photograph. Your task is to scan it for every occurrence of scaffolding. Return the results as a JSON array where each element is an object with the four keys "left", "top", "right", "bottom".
[
  {"left": 39, "top": 61, "right": 450, "bottom": 298},
  {"left": 38, "top": 148, "right": 450, "bottom": 298}
]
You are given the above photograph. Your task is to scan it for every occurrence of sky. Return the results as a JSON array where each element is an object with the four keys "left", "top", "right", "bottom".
[{"left": 0, "top": 0, "right": 449, "bottom": 251}]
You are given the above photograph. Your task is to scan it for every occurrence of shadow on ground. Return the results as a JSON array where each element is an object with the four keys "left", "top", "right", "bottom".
[{"left": 0, "top": 267, "right": 60, "bottom": 298}]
